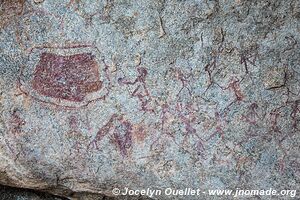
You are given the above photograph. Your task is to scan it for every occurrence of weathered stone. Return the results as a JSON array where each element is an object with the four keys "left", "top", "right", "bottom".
[
  {"left": 0, "top": 0, "right": 299, "bottom": 199},
  {"left": 263, "top": 66, "right": 286, "bottom": 89},
  {"left": 0, "top": 184, "right": 67, "bottom": 200}
]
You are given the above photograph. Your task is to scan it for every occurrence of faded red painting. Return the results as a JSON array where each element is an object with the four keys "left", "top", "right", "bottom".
[{"left": 31, "top": 52, "right": 102, "bottom": 102}]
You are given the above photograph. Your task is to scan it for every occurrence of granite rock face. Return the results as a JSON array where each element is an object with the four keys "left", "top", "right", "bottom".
[{"left": 0, "top": 0, "right": 299, "bottom": 199}]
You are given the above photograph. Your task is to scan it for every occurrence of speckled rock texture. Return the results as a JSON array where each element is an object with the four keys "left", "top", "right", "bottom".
[{"left": 0, "top": 0, "right": 299, "bottom": 199}]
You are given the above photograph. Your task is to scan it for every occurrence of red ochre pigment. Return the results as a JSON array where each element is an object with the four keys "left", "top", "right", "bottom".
[{"left": 31, "top": 52, "right": 102, "bottom": 102}]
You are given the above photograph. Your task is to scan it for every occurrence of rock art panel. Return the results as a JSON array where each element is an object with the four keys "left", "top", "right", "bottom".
[{"left": 0, "top": 0, "right": 299, "bottom": 200}]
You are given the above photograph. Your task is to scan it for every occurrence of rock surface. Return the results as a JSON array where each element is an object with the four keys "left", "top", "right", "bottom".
[
  {"left": 0, "top": 184, "right": 67, "bottom": 200},
  {"left": 0, "top": 0, "right": 299, "bottom": 199}
]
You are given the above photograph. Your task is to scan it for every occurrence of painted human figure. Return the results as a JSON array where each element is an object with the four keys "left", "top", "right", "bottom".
[
  {"left": 118, "top": 67, "right": 154, "bottom": 113},
  {"left": 89, "top": 114, "right": 133, "bottom": 157}
]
